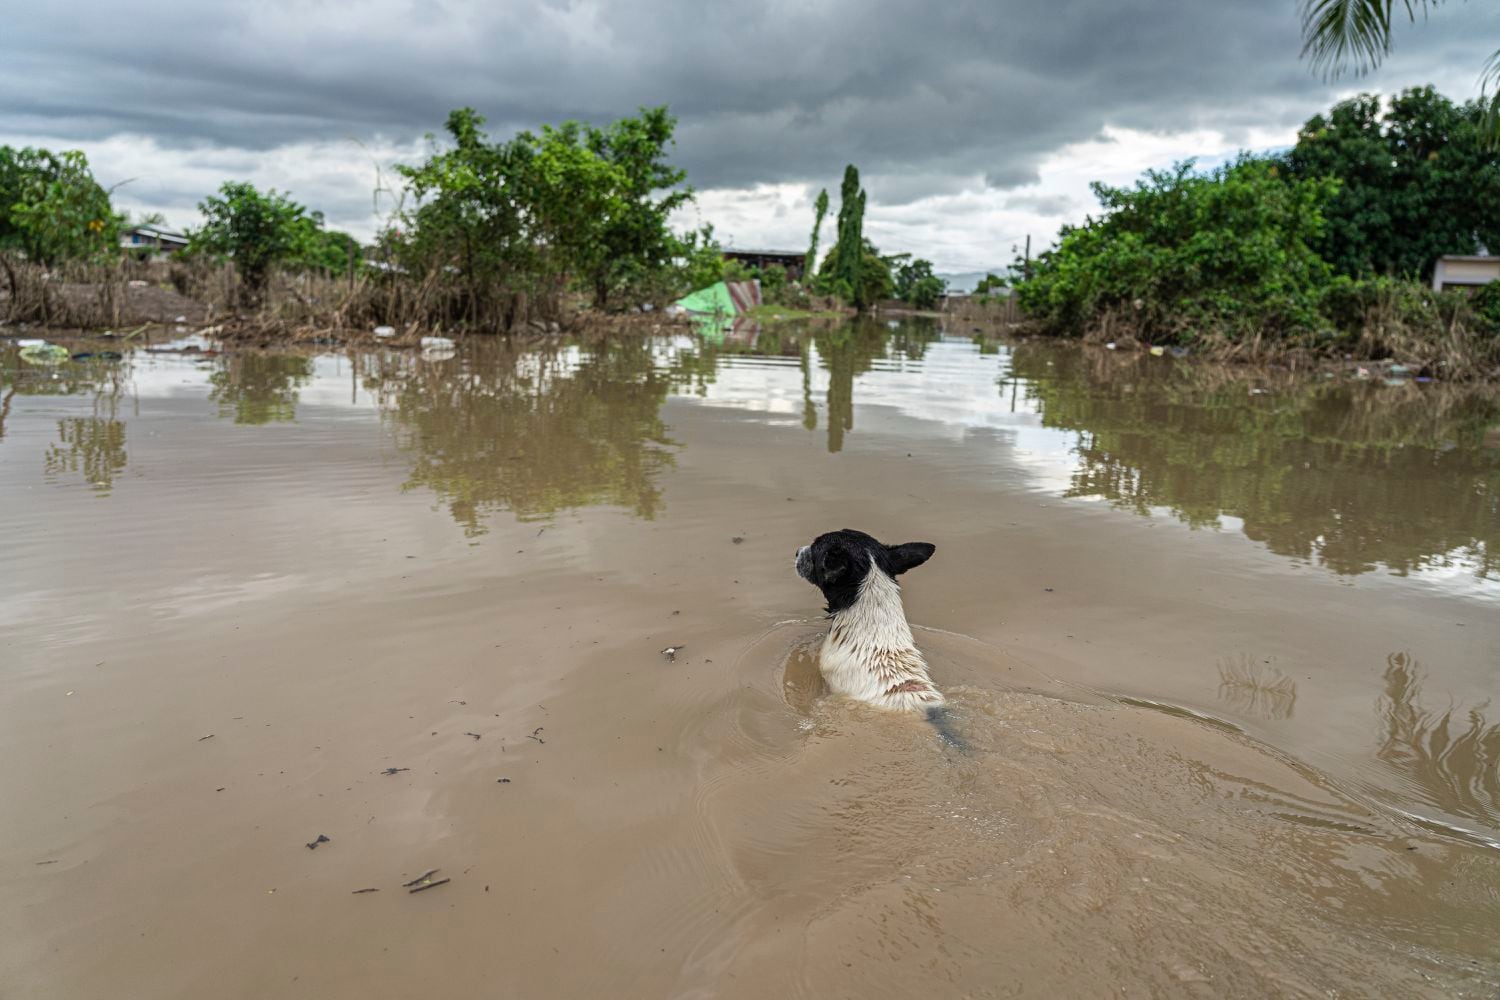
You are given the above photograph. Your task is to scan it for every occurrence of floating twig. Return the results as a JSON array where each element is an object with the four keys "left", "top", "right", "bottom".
[
  {"left": 464, "top": 732, "right": 481, "bottom": 740},
  {"left": 352, "top": 887, "right": 380, "bottom": 894},
  {"left": 401, "top": 868, "right": 440, "bottom": 888},
  {"left": 408, "top": 878, "right": 450, "bottom": 894},
  {"left": 306, "top": 834, "right": 330, "bottom": 850},
  {"left": 527, "top": 727, "right": 545, "bottom": 744},
  {"left": 197, "top": 734, "right": 215, "bottom": 741},
  {"left": 381, "top": 767, "right": 410, "bottom": 775}
]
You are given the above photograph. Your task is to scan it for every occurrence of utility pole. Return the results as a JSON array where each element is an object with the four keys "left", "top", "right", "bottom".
[{"left": 1023, "top": 234, "right": 1031, "bottom": 282}]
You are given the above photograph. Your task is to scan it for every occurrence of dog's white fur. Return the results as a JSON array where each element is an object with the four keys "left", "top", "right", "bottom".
[{"left": 819, "top": 556, "right": 944, "bottom": 713}]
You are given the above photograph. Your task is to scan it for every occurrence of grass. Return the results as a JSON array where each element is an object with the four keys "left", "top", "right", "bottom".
[{"left": 744, "top": 304, "right": 844, "bottom": 321}]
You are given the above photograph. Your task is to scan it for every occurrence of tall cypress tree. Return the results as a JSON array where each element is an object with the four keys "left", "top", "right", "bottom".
[
  {"left": 805, "top": 188, "right": 829, "bottom": 283},
  {"left": 830, "top": 165, "right": 869, "bottom": 309}
]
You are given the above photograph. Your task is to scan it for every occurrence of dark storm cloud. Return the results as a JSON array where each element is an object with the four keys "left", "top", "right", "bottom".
[{"left": 2, "top": 0, "right": 1491, "bottom": 200}]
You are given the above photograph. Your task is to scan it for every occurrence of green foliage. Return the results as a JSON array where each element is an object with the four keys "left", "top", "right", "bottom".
[
  {"left": 825, "top": 165, "right": 874, "bottom": 309},
  {"left": 296, "top": 216, "right": 362, "bottom": 273},
  {"left": 190, "top": 182, "right": 357, "bottom": 297},
  {"left": 392, "top": 105, "right": 691, "bottom": 324},
  {"left": 891, "top": 256, "right": 947, "bottom": 309},
  {"left": 819, "top": 239, "right": 892, "bottom": 308},
  {"left": 579, "top": 106, "right": 691, "bottom": 309},
  {"left": 674, "top": 224, "right": 724, "bottom": 291},
  {"left": 757, "top": 262, "right": 788, "bottom": 300},
  {"left": 806, "top": 188, "right": 829, "bottom": 281},
  {"left": 973, "top": 273, "right": 1008, "bottom": 296},
  {"left": 1469, "top": 280, "right": 1500, "bottom": 332},
  {"left": 1018, "top": 157, "right": 1339, "bottom": 342},
  {"left": 0, "top": 146, "right": 121, "bottom": 264},
  {"left": 1285, "top": 87, "right": 1500, "bottom": 279},
  {"left": 721, "top": 257, "right": 756, "bottom": 283}
]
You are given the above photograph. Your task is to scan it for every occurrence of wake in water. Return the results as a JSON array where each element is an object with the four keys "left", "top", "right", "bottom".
[{"left": 672, "top": 622, "right": 1500, "bottom": 999}]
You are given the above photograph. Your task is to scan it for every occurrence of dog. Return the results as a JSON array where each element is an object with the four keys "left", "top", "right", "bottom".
[{"left": 795, "top": 529, "right": 962, "bottom": 745}]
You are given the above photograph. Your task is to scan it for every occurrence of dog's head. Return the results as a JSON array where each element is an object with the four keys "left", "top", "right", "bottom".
[{"left": 795, "top": 528, "right": 935, "bottom": 613}]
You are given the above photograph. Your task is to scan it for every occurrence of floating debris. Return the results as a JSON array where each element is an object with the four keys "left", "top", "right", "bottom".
[
  {"left": 527, "top": 727, "right": 546, "bottom": 744},
  {"left": 197, "top": 734, "right": 215, "bottom": 742},
  {"left": 661, "top": 645, "right": 684, "bottom": 662},
  {"left": 408, "top": 878, "right": 450, "bottom": 894},
  {"left": 306, "top": 834, "right": 331, "bottom": 850},
  {"left": 402, "top": 868, "right": 440, "bottom": 888},
  {"left": 352, "top": 887, "right": 380, "bottom": 894},
  {"left": 381, "top": 767, "right": 410, "bottom": 775},
  {"left": 464, "top": 732, "right": 482, "bottom": 740}
]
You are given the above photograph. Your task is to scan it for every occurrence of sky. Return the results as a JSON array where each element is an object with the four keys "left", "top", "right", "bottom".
[{"left": 2, "top": 1, "right": 1492, "bottom": 275}]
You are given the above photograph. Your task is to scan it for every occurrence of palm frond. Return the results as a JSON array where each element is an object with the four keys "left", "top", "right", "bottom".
[
  {"left": 1481, "top": 48, "right": 1500, "bottom": 148},
  {"left": 1300, "top": 0, "right": 1395, "bottom": 77},
  {"left": 1299, "top": 0, "right": 1437, "bottom": 78}
]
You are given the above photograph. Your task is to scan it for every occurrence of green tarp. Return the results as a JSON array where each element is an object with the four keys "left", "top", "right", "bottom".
[{"left": 674, "top": 281, "right": 737, "bottom": 317}]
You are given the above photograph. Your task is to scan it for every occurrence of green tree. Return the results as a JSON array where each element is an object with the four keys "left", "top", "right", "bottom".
[
  {"left": 974, "top": 273, "right": 1008, "bottom": 296},
  {"left": 826, "top": 165, "right": 872, "bottom": 309},
  {"left": 293, "top": 213, "right": 362, "bottom": 273},
  {"left": 805, "top": 188, "right": 829, "bottom": 282},
  {"left": 1284, "top": 87, "right": 1500, "bottom": 280},
  {"left": 394, "top": 106, "right": 693, "bottom": 324},
  {"left": 580, "top": 106, "right": 691, "bottom": 310},
  {"left": 891, "top": 255, "right": 947, "bottom": 309},
  {"left": 1017, "top": 157, "right": 1338, "bottom": 342},
  {"left": 674, "top": 223, "right": 724, "bottom": 290},
  {"left": 0, "top": 146, "right": 121, "bottom": 264},
  {"left": 191, "top": 182, "right": 317, "bottom": 299},
  {"left": 396, "top": 108, "right": 537, "bottom": 325}
]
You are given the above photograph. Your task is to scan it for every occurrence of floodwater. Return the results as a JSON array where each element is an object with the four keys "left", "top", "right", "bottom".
[{"left": 3, "top": 319, "right": 1498, "bottom": 998}]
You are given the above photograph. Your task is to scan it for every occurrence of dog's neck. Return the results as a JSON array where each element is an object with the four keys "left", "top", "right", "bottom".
[{"left": 827, "top": 558, "right": 916, "bottom": 655}]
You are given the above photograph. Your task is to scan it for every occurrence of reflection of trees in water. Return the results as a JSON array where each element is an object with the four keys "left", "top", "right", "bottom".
[
  {"left": 1378, "top": 652, "right": 1500, "bottom": 830},
  {"left": 2, "top": 346, "right": 133, "bottom": 494},
  {"left": 44, "top": 416, "right": 127, "bottom": 493},
  {"left": 816, "top": 319, "right": 895, "bottom": 453},
  {"left": 652, "top": 317, "right": 942, "bottom": 453},
  {"left": 368, "top": 338, "right": 677, "bottom": 535},
  {"left": 1216, "top": 654, "right": 1297, "bottom": 720},
  {"left": 209, "top": 354, "right": 315, "bottom": 425},
  {"left": 1012, "top": 345, "right": 1500, "bottom": 578}
]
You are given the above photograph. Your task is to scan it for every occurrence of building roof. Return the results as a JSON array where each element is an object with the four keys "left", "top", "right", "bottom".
[
  {"left": 722, "top": 248, "right": 805, "bottom": 257},
  {"left": 1435, "top": 255, "right": 1497, "bottom": 263},
  {"left": 125, "top": 224, "right": 189, "bottom": 243}
]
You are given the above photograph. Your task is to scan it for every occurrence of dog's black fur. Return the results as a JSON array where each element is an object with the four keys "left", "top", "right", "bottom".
[
  {"left": 794, "top": 528, "right": 935, "bottom": 614},
  {"left": 795, "top": 528, "right": 962, "bottom": 749}
]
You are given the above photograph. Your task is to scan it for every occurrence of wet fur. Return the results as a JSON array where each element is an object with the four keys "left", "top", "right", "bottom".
[
  {"left": 818, "top": 558, "right": 945, "bottom": 712},
  {"left": 795, "top": 529, "right": 962, "bottom": 746}
]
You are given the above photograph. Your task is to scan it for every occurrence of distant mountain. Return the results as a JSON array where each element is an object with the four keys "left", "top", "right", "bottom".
[{"left": 937, "top": 270, "right": 1010, "bottom": 293}]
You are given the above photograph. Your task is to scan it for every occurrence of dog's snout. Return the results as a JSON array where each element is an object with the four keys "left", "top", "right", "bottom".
[{"left": 794, "top": 545, "right": 812, "bottom": 580}]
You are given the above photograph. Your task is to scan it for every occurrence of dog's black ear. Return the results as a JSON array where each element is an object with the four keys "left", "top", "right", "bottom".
[{"left": 885, "top": 542, "right": 935, "bottom": 575}]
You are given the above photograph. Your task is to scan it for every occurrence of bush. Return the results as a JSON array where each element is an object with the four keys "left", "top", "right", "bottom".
[
  {"left": 1017, "top": 157, "right": 1337, "bottom": 344},
  {"left": 0, "top": 146, "right": 122, "bottom": 265}
]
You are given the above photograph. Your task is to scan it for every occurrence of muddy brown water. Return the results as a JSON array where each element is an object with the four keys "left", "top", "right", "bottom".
[{"left": 3, "top": 319, "right": 1499, "bottom": 997}]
